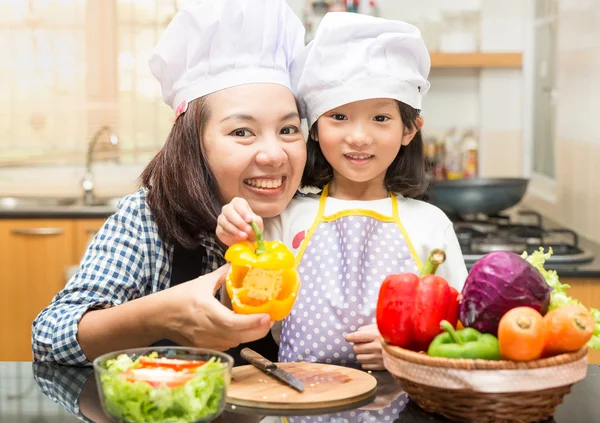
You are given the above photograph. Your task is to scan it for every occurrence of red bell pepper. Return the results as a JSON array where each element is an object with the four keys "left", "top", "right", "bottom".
[{"left": 376, "top": 249, "right": 459, "bottom": 351}]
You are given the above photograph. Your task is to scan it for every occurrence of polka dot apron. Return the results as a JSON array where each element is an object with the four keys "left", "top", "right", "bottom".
[{"left": 278, "top": 185, "right": 420, "bottom": 422}]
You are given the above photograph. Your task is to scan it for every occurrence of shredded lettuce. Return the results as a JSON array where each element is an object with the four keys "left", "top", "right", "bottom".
[
  {"left": 99, "top": 353, "right": 226, "bottom": 423},
  {"left": 522, "top": 247, "right": 600, "bottom": 350}
]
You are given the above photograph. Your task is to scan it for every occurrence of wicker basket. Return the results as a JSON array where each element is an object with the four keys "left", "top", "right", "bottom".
[{"left": 382, "top": 340, "right": 588, "bottom": 423}]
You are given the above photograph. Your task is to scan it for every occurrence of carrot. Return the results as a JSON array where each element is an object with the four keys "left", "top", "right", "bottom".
[
  {"left": 498, "top": 307, "right": 545, "bottom": 361},
  {"left": 542, "top": 304, "right": 594, "bottom": 356}
]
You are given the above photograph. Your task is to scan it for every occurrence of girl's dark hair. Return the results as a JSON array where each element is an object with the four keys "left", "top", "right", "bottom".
[
  {"left": 140, "top": 98, "right": 220, "bottom": 249},
  {"left": 301, "top": 101, "right": 428, "bottom": 198}
]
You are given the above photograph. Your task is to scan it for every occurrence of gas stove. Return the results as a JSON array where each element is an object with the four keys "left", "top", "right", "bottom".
[{"left": 452, "top": 210, "right": 594, "bottom": 266}]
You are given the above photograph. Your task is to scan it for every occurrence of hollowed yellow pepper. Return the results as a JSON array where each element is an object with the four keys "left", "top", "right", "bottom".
[{"left": 225, "top": 222, "right": 300, "bottom": 321}]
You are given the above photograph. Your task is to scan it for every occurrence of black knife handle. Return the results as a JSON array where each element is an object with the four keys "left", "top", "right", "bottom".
[{"left": 240, "top": 348, "right": 276, "bottom": 371}]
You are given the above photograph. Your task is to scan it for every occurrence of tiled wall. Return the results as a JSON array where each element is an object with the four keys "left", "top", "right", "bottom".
[{"left": 523, "top": 1, "right": 600, "bottom": 243}]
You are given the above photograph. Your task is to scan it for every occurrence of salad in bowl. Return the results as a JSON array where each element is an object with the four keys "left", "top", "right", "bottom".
[{"left": 93, "top": 347, "right": 233, "bottom": 423}]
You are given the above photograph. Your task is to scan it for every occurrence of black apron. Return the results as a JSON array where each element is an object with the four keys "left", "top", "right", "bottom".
[{"left": 152, "top": 243, "right": 279, "bottom": 367}]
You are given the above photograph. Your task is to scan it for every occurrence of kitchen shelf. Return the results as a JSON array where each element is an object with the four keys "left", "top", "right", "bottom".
[{"left": 430, "top": 52, "right": 523, "bottom": 68}]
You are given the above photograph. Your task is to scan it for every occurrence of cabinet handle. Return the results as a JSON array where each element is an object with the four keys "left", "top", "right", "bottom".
[
  {"left": 86, "top": 228, "right": 100, "bottom": 235},
  {"left": 12, "top": 228, "right": 64, "bottom": 236}
]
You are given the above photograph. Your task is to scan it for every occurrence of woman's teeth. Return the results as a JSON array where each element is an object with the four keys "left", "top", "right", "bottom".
[{"left": 244, "top": 178, "right": 284, "bottom": 189}]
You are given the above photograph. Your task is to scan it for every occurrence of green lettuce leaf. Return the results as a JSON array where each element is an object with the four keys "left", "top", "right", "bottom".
[
  {"left": 99, "top": 354, "right": 226, "bottom": 423},
  {"left": 522, "top": 247, "right": 600, "bottom": 350}
]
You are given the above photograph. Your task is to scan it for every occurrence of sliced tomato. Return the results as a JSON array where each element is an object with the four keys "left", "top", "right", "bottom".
[
  {"left": 123, "top": 367, "right": 195, "bottom": 388},
  {"left": 137, "top": 357, "right": 206, "bottom": 372}
]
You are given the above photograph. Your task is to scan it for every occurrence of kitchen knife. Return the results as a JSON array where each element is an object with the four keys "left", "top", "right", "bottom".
[{"left": 240, "top": 348, "right": 305, "bottom": 393}]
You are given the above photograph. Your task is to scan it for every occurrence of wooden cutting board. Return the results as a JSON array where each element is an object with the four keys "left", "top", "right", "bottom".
[{"left": 226, "top": 362, "right": 377, "bottom": 411}]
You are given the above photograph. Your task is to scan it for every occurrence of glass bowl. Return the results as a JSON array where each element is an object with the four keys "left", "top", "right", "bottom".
[{"left": 93, "top": 347, "right": 233, "bottom": 423}]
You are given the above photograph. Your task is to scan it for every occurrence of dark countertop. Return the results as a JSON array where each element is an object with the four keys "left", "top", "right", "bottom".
[
  {"left": 0, "top": 361, "right": 598, "bottom": 423},
  {"left": 0, "top": 205, "right": 117, "bottom": 219},
  {"left": 467, "top": 259, "right": 600, "bottom": 279},
  {"left": 463, "top": 211, "right": 600, "bottom": 278},
  {"left": 555, "top": 235, "right": 600, "bottom": 278},
  {"left": 464, "top": 234, "right": 600, "bottom": 278}
]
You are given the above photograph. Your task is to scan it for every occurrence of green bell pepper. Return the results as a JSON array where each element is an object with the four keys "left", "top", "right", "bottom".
[{"left": 427, "top": 320, "right": 502, "bottom": 360}]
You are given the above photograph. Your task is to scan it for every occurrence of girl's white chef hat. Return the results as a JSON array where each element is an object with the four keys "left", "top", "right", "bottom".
[
  {"left": 149, "top": 0, "right": 305, "bottom": 113},
  {"left": 292, "top": 12, "right": 431, "bottom": 127}
]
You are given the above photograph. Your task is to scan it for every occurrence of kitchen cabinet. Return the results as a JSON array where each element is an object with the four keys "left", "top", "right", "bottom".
[
  {"left": 562, "top": 278, "right": 600, "bottom": 364},
  {"left": 0, "top": 218, "right": 108, "bottom": 361},
  {"left": 430, "top": 52, "right": 522, "bottom": 68},
  {"left": 0, "top": 220, "right": 75, "bottom": 361},
  {"left": 74, "top": 218, "right": 107, "bottom": 258}
]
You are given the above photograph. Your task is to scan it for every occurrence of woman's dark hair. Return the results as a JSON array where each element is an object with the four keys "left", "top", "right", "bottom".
[
  {"left": 301, "top": 101, "right": 428, "bottom": 198},
  {"left": 140, "top": 98, "right": 220, "bottom": 249}
]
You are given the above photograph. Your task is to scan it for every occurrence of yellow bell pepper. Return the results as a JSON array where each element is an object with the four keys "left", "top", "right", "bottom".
[{"left": 225, "top": 222, "right": 300, "bottom": 321}]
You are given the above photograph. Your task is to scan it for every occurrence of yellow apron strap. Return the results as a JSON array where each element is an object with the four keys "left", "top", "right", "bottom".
[
  {"left": 391, "top": 193, "right": 423, "bottom": 271},
  {"left": 294, "top": 184, "right": 329, "bottom": 267},
  {"left": 317, "top": 183, "right": 329, "bottom": 219}
]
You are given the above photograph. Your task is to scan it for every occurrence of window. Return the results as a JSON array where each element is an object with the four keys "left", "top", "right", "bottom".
[
  {"left": 0, "top": 0, "right": 192, "bottom": 166},
  {"left": 531, "top": 0, "right": 558, "bottom": 180}
]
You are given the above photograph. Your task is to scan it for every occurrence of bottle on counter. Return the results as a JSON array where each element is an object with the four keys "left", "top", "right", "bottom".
[
  {"left": 443, "top": 128, "right": 464, "bottom": 180},
  {"left": 423, "top": 135, "right": 437, "bottom": 180},
  {"left": 462, "top": 130, "right": 479, "bottom": 179},
  {"left": 432, "top": 138, "right": 447, "bottom": 181}
]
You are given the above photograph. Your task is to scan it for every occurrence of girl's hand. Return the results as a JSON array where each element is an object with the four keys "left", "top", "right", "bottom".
[
  {"left": 216, "top": 197, "right": 263, "bottom": 246},
  {"left": 345, "top": 324, "right": 385, "bottom": 371}
]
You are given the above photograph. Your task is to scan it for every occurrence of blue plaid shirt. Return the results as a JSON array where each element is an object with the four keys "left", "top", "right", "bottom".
[
  {"left": 32, "top": 362, "right": 94, "bottom": 422},
  {"left": 31, "top": 188, "right": 225, "bottom": 365}
]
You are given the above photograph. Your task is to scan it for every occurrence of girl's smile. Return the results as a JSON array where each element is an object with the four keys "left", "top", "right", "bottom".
[{"left": 343, "top": 152, "right": 375, "bottom": 166}]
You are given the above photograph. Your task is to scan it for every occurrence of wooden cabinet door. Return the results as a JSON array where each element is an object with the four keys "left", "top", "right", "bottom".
[
  {"left": 0, "top": 220, "right": 75, "bottom": 361},
  {"left": 74, "top": 218, "right": 107, "bottom": 262},
  {"left": 561, "top": 278, "right": 600, "bottom": 364}
]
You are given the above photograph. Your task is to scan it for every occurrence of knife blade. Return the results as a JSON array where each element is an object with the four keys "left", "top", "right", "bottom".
[{"left": 240, "top": 348, "right": 305, "bottom": 392}]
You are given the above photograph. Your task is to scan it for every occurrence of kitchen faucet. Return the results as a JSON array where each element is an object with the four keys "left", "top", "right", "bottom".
[{"left": 82, "top": 126, "right": 119, "bottom": 206}]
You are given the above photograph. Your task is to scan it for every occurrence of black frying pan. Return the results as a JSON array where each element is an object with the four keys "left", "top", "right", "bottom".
[{"left": 426, "top": 178, "right": 529, "bottom": 216}]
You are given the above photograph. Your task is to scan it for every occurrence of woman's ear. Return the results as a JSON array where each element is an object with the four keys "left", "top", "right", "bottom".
[{"left": 401, "top": 116, "right": 424, "bottom": 146}]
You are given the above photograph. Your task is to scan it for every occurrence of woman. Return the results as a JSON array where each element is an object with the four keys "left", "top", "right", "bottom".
[{"left": 31, "top": 0, "right": 306, "bottom": 365}]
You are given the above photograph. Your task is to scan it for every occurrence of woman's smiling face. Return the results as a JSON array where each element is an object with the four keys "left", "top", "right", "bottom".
[{"left": 203, "top": 83, "right": 307, "bottom": 218}]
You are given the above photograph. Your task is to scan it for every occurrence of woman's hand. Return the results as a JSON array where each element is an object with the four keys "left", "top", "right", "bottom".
[
  {"left": 163, "top": 264, "right": 272, "bottom": 351},
  {"left": 216, "top": 197, "right": 263, "bottom": 246},
  {"left": 78, "top": 264, "right": 272, "bottom": 361},
  {"left": 345, "top": 324, "right": 385, "bottom": 371}
]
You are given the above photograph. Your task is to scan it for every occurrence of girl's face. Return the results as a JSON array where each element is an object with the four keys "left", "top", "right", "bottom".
[
  {"left": 315, "top": 98, "right": 421, "bottom": 197},
  {"left": 203, "top": 83, "right": 306, "bottom": 218}
]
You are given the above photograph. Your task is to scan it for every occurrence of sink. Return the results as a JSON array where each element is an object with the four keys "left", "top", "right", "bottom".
[
  {"left": 0, "top": 197, "right": 78, "bottom": 209},
  {"left": 77, "top": 197, "right": 123, "bottom": 208},
  {"left": 0, "top": 196, "right": 123, "bottom": 210}
]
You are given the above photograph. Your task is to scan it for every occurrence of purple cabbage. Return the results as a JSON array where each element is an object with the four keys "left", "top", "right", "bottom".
[{"left": 459, "top": 251, "right": 552, "bottom": 336}]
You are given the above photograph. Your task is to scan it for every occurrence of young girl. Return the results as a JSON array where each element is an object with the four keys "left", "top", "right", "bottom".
[{"left": 217, "top": 12, "right": 467, "bottom": 372}]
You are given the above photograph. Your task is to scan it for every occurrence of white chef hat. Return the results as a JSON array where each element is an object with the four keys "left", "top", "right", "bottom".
[
  {"left": 292, "top": 12, "right": 431, "bottom": 127},
  {"left": 149, "top": 0, "right": 305, "bottom": 113}
]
